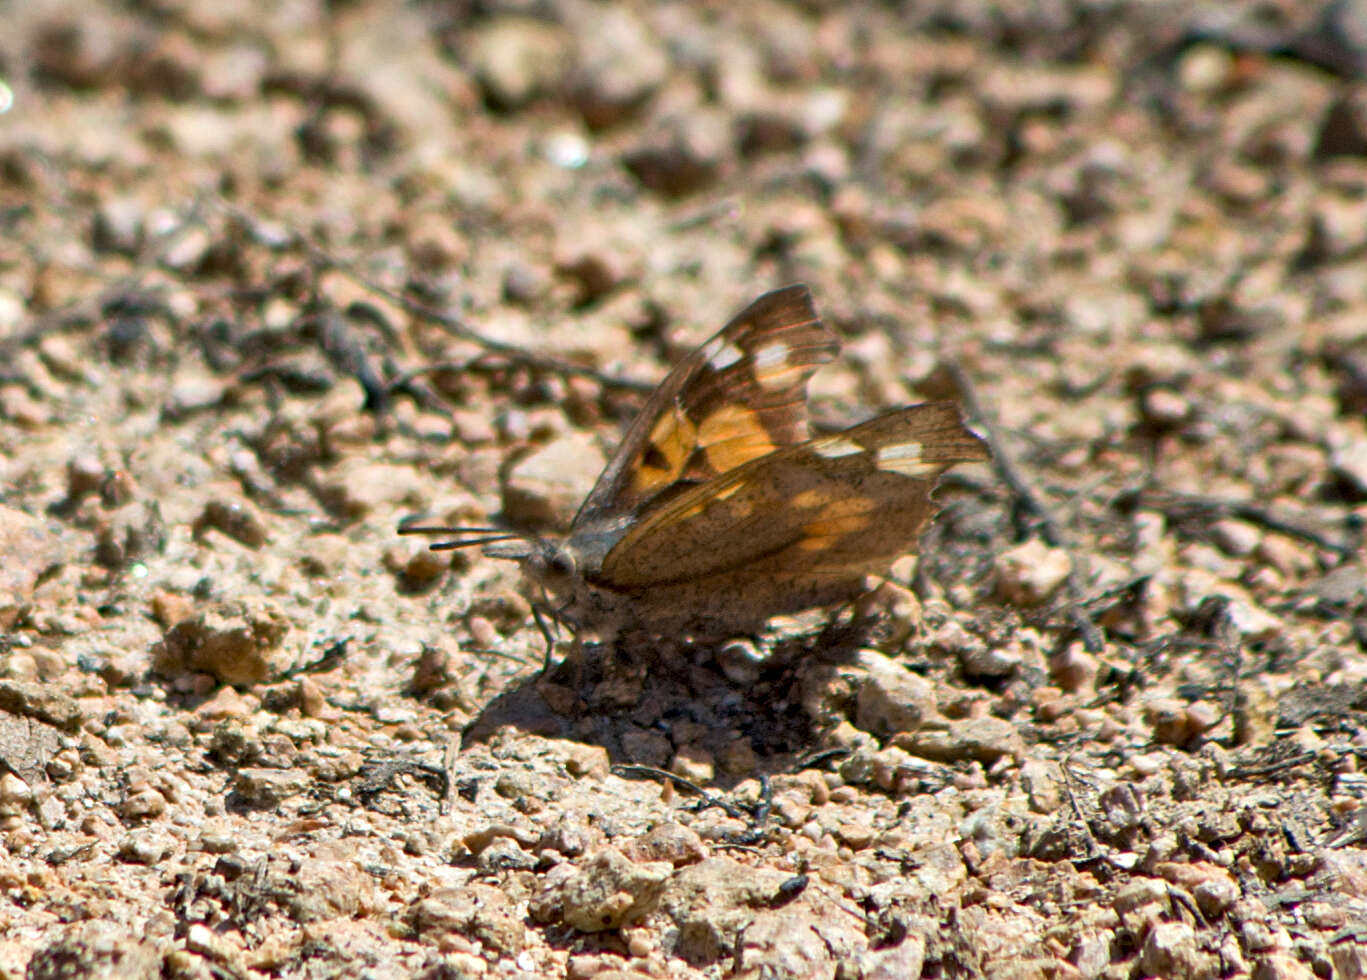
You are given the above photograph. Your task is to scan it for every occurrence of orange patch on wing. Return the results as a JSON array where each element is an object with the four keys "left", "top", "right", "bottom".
[
  {"left": 675, "top": 482, "right": 756, "bottom": 522},
  {"left": 697, "top": 403, "right": 776, "bottom": 472},
  {"left": 799, "top": 507, "right": 873, "bottom": 549},
  {"left": 815, "top": 496, "right": 879, "bottom": 519},
  {"left": 791, "top": 488, "right": 835, "bottom": 509},
  {"left": 796, "top": 496, "right": 878, "bottom": 550},
  {"left": 632, "top": 406, "right": 697, "bottom": 495}
]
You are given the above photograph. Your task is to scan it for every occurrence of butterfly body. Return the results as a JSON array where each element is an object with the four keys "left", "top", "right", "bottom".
[{"left": 404, "top": 284, "right": 989, "bottom": 644}]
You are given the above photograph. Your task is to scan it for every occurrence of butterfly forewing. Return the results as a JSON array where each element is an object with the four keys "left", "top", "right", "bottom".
[
  {"left": 596, "top": 403, "right": 989, "bottom": 591},
  {"left": 573, "top": 284, "right": 837, "bottom": 527}
]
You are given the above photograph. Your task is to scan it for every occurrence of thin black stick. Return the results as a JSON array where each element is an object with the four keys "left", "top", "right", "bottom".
[
  {"left": 209, "top": 195, "right": 656, "bottom": 395},
  {"left": 1136, "top": 490, "right": 1357, "bottom": 559},
  {"left": 946, "top": 363, "right": 1105, "bottom": 653},
  {"left": 610, "top": 765, "right": 748, "bottom": 819}
]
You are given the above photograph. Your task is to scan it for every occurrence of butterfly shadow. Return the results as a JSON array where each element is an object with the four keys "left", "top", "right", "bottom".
[{"left": 460, "top": 621, "right": 878, "bottom": 787}]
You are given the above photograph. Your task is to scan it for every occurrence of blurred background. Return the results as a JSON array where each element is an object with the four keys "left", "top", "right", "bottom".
[{"left": 0, "top": 2, "right": 1365, "bottom": 978}]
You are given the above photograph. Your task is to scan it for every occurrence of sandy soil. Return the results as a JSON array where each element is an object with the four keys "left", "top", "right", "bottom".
[{"left": 0, "top": 1, "right": 1365, "bottom": 977}]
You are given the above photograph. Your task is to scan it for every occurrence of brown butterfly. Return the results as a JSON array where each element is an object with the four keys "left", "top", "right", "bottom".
[{"left": 400, "top": 285, "right": 988, "bottom": 644}]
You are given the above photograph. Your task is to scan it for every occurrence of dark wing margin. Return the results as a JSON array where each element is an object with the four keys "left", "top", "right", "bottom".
[{"left": 572, "top": 284, "right": 837, "bottom": 527}]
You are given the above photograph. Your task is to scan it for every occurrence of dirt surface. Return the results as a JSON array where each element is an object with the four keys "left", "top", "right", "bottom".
[{"left": 2, "top": 1, "right": 1367, "bottom": 977}]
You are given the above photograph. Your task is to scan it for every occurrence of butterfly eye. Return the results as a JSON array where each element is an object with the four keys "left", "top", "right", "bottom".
[{"left": 546, "top": 551, "right": 575, "bottom": 578}]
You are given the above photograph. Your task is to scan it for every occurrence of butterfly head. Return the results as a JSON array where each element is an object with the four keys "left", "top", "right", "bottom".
[
  {"left": 398, "top": 514, "right": 634, "bottom": 637},
  {"left": 483, "top": 536, "right": 579, "bottom": 592},
  {"left": 398, "top": 517, "right": 589, "bottom": 602}
]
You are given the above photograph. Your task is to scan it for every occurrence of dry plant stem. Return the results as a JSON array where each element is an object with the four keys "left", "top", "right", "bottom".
[
  {"left": 442, "top": 739, "right": 459, "bottom": 814},
  {"left": 1228, "top": 752, "right": 1317, "bottom": 780},
  {"left": 1060, "top": 760, "right": 1102, "bottom": 860},
  {"left": 1137, "top": 490, "right": 1358, "bottom": 560},
  {"left": 791, "top": 747, "right": 852, "bottom": 773},
  {"left": 1325, "top": 808, "right": 1367, "bottom": 849},
  {"left": 354, "top": 755, "right": 449, "bottom": 801},
  {"left": 211, "top": 195, "right": 655, "bottom": 395},
  {"left": 611, "top": 765, "right": 748, "bottom": 819},
  {"left": 278, "top": 638, "right": 350, "bottom": 679},
  {"left": 947, "top": 364, "right": 1105, "bottom": 653}
]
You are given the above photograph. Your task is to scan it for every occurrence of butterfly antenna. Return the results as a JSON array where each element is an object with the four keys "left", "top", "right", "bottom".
[
  {"left": 397, "top": 519, "right": 523, "bottom": 552},
  {"left": 427, "top": 534, "right": 521, "bottom": 552}
]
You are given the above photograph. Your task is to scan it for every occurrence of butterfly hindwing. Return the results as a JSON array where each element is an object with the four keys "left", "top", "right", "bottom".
[
  {"left": 573, "top": 284, "right": 837, "bottom": 526},
  {"left": 596, "top": 402, "right": 989, "bottom": 591}
]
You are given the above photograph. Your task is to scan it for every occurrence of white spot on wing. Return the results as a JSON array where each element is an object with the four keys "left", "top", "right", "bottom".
[
  {"left": 706, "top": 339, "right": 744, "bottom": 371},
  {"left": 753, "top": 342, "right": 788, "bottom": 370},
  {"left": 813, "top": 437, "right": 863, "bottom": 459},
  {"left": 752, "top": 341, "right": 791, "bottom": 391},
  {"left": 877, "top": 442, "right": 935, "bottom": 476}
]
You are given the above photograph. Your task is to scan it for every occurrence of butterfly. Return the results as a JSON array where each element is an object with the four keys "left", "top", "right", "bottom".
[{"left": 400, "top": 284, "right": 989, "bottom": 645}]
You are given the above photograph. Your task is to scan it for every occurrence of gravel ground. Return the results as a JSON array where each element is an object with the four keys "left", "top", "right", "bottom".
[{"left": 1, "top": 1, "right": 1366, "bottom": 978}]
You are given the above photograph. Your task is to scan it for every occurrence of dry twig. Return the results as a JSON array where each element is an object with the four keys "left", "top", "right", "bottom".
[
  {"left": 947, "top": 364, "right": 1105, "bottom": 652},
  {"left": 1134, "top": 490, "right": 1358, "bottom": 559},
  {"left": 211, "top": 196, "right": 656, "bottom": 395}
]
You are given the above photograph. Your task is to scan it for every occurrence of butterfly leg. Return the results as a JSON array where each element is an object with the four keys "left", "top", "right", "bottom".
[
  {"left": 530, "top": 598, "right": 560, "bottom": 672},
  {"left": 816, "top": 600, "right": 870, "bottom": 650}
]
